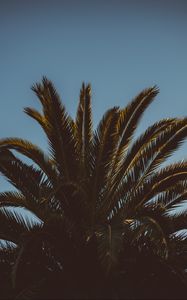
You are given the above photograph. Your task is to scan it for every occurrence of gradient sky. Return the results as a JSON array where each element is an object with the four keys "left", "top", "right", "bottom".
[{"left": 1, "top": 0, "right": 187, "bottom": 192}]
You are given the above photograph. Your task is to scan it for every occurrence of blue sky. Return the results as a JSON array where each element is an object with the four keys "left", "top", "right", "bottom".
[{"left": 1, "top": 0, "right": 187, "bottom": 191}]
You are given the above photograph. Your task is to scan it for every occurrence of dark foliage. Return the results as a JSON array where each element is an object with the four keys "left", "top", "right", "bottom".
[{"left": 0, "top": 78, "right": 186, "bottom": 299}]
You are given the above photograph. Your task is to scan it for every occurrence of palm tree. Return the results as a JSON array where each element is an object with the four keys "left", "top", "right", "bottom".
[{"left": 0, "top": 77, "right": 187, "bottom": 299}]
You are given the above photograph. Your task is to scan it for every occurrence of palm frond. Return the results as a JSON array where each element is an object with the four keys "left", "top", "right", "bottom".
[
  {"left": 164, "top": 207, "right": 187, "bottom": 233},
  {"left": 132, "top": 216, "right": 169, "bottom": 259},
  {"left": 146, "top": 181, "right": 187, "bottom": 209},
  {"left": 152, "top": 181, "right": 187, "bottom": 211},
  {"left": 138, "top": 162, "right": 187, "bottom": 207},
  {"left": 111, "top": 86, "right": 159, "bottom": 174},
  {"left": 75, "top": 83, "right": 85, "bottom": 173},
  {"left": 144, "top": 119, "right": 187, "bottom": 178},
  {"left": 91, "top": 107, "right": 120, "bottom": 222},
  {"left": 0, "top": 207, "right": 41, "bottom": 244},
  {"left": 83, "top": 84, "right": 93, "bottom": 176},
  {"left": 0, "top": 191, "right": 26, "bottom": 208},
  {"left": 109, "top": 160, "right": 187, "bottom": 219},
  {"left": 101, "top": 119, "right": 177, "bottom": 214},
  {"left": 75, "top": 83, "right": 85, "bottom": 150},
  {"left": 0, "top": 239, "right": 17, "bottom": 263},
  {"left": 23, "top": 107, "right": 48, "bottom": 132},
  {"left": 0, "top": 138, "right": 57, "bottom": 183},
  {"left": 32, "top": 77, "right": 78, "bottom": 180},
  {"left": 75, "top": 83, "right": 93, "bottom": 177},
  {"left": 114, "top": 119, "right": 176, "bottom": 184},
  {"left": 0, "top": 149, "right": 44, "bottom": 202},
  {"left": 113, "top": 119, "right": 187, "bottom": 197},
  {"left": 0, "top": 190, "right": 47, "bottom": 221}
]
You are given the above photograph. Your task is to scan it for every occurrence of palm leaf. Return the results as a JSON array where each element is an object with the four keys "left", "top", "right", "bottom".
[
  {"left": 75, "top": 83, "right": 85, "bottom": 153},
  {"left": 114, "top": 119, "right": 176, "bottom": 185},
  {"left": 91, "top": 107, "right": 120, "bottom": 224},
  {"left": 110, "top": 86, "right": 159, "bottom": 176},
  {"left": 132, "top": 216, "right": 169, "bottom": 259},
  {"left": 32, "top": 77, "right": 78, "bottom": 180},
  {"left": 0, "top": 240, "right": 17, "bottom": 263},
  {"left": 83, "top": 84, "right": 93, "bottom": 176},
  {"left": 164, "top": 208, "right": 187, "bottom": 234},
  {"left": 113, "top": 119, "right": 187, "bottom": 197},
  {"left": 75, "top": 83, "right": 93, "bottom": 177},
  {"left": 146, "top": 181, "right": 187, "bottom": 209},
  {"left": 0, "top": 191, "right": 47, "bottom": 221},
  {"left": 0, "top": 149, "right": 44, "bottom": 202},
  {"left": 0, "top": 138, "right": 57, "bottom": 183},
  {"left": 138, "top": 162, "right": 187, "bottom": 207},
  {"left": 144, "top": 119, "right": 187, "bottom": 178},
  {"left": 0, "top": 207, "right": 41, "bottom": 244},
  {"left": 101, "top": 119, "right": 177, "bottom": 214},
  {"left": 109, "top": 154, "right": 187, "bottom": 218},
  {"left": 0, "top": 191, "right": 27, "bottom": 208},
  {"left": 23, "top": 107, "right": 48, "bottom": 132}
]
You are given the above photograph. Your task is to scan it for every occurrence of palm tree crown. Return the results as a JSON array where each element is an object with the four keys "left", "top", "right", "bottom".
[{"left": 0, "top": 77, "right": 187, "bottom": 299}]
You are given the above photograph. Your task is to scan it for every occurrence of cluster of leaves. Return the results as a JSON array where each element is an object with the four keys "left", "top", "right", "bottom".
[{"left": 0, "top": 78, "right": 187, "bottom": 299}]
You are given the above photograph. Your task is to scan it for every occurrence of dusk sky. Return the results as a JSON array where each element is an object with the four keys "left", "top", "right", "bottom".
[{"left": 1, "top": 0, "right": 187, "bottom": 191}]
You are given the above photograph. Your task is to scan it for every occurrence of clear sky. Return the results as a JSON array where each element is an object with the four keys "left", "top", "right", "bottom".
[{"left": 1, "top": 0, "right": 187, "bottom": 191}]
